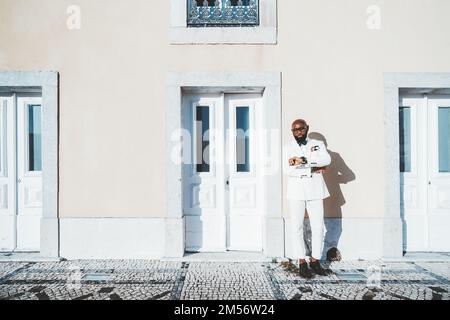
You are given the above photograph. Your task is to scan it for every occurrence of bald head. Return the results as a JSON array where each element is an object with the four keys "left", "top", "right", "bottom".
[{"left": 292, "top": 119, "right": 307, "bottom": 127}]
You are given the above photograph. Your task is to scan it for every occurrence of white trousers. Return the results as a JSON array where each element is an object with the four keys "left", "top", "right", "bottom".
[{"left": 289, "top": 199, "right": 325, "bottom": 260}]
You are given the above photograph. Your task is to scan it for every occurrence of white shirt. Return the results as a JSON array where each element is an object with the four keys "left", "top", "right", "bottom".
[{"left": 283, "top": 138, "right": 331, "bottom": 200}]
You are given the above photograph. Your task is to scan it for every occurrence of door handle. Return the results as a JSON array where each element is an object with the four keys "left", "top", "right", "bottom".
[
  {"left": 226, "top": 179, "right": 229, "bottom": 186},
  {"left": 17, "top": 178, "right": 21, "bottom": 183}
]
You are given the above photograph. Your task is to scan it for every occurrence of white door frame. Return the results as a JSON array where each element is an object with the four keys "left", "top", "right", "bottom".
[
  {"left": 384, "top": 73, "right": 450, "bottom": 258},
  {"left": 0, "top": 72, "right": 59, "bottom": 258},
  {"left": 181, "top": 93, "right": 265, "bottom": 252},
  {"left": 165, "top": 72, "right": 283, "bottom": 258}
]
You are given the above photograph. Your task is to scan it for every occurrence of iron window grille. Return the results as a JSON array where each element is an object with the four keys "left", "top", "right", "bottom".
[{"left": 187, "top": 0, "right": 259, "bottom": 27}]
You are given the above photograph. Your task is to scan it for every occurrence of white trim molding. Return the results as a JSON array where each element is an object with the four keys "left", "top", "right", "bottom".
[
  {"left": 0, "top": 71, "right": 59, "bottom": 258},
  {"left": 165, "top": 71, "right": 283, "bottom": 258},
  {"left": 383, "top": 72, "right": 450, "bottom": 259},
  {"left": 169, "top": 0, "right": 277, "bottom": 44}
]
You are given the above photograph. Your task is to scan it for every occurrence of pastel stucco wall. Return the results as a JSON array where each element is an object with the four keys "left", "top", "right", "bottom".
[{"left": 1, "top": 0, "right": 450, "bottom": 220}]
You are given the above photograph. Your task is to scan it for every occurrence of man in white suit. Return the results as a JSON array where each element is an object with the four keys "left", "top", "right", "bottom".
[{"left": 284, "top": 119, "right": 332, "bottom": 278}]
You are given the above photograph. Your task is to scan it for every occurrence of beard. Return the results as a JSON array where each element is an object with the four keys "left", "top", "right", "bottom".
[{"left": 294, "top": 130, "right": 308, "bottom": 145}]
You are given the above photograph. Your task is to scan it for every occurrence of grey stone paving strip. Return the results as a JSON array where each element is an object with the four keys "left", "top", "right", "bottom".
[
  {"left": 412, "top": 262, "right": 450, "bottom": 285},
  {"left": 0, "top": 263, "right": 33, "bottom": 284},
  {"left": 276, "top": 278, "right": 447, "bottom": 285},
  {"left": 2, "top": 268, "right": 179, "bottom": 274},
  {"left": 0, "top": 290, "right": 27, "bottom": 300},
  {"left": 431, "top": 291, "right": 443, "bottom": 300},
  {"left": 148, "top": 290, "right": 172, "bottom": 300},
  {"left": 0, "top": 260, "right": 448, "bottom": 300},
  {"left": 35, "top": 290, "right": 50, "bottom": 300},
  {"left": 3, "top": 278, "right": 444, "bottom": 287},
  {"left": 98, "top": 287, "right": 114, "bottom": 294},
  {"left": 170, "top": 262, "right": 189, "bottom": 300},
  {"left": 263, "top": 264, "right": 287, "bottom": 300},
  {"left": 0, "top": 280, "right": 172, "bottom": 285},
  {"left": 0, "top": 266, "right": 445, "bottom": 286},
  {"left": 27, "top": 285, "right": 53, "bottom": 301},
  {"left": 109, "top": 293, "right": 123, "bottom": 300},
  {"left": 0, "top": 263, "right": 34, "bottom": 300},
  {"left": 383, "top": 290, "right": 413, "bottom": 300},
  {"left": 318, "top": 292, "right": 338, "bottom": 300},
  {"left": 362, "top": 290, "right": 377, "bottom": 300},
  {"left": 74, "top": 293, "right": 94, "bottom": 300}
]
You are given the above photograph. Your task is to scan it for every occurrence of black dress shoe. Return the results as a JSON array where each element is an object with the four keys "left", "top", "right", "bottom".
[
  {"left": 298, "top": 262, "right": 314, "bottom": 279},
  {"left": 309, "top": 260, "right": 332, "bottom": 276}
]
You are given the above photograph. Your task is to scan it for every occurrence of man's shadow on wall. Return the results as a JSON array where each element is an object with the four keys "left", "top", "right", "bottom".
[{"left": 303, "top": 132, "right": 356, "bottom": 261}]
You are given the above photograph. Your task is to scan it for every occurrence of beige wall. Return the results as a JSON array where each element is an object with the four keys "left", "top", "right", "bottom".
[{"left": 1, "top": 0, "right": 450, "bottom": 219}]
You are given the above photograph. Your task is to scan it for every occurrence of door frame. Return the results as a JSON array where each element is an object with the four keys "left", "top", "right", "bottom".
[
  {"left": 181, "top": 93, "right": 264, "bottom": 252},
  {"left": 0, "top": 71, "right": 59, "bottom": 258},
  {"left": 384, "top": 73, "right": 450, "bottom": 257},
  {"left": 165, "top": 72, "right": 283, "bottom": 258}
]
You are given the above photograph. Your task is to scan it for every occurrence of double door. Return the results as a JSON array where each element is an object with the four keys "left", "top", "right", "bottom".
[
  {"left": 400, "top": 95, "right": 450, "bottom": 252},
  {"left": 182, "top": 93, "right": 264, "bottom": 252},
  {"left": 0, "top": 93, "right": 43, "bottom": 252}
]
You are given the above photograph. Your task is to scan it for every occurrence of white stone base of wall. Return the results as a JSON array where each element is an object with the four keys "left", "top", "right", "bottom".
[
  {"left": 60, "top": 216, "right": 398, "bottom": 260},
  {"left": 60, "top": 218, "right": 166, "bottom": 259},
  {"left": 284, "top": 217, "right": 387, "bottom": 261}
]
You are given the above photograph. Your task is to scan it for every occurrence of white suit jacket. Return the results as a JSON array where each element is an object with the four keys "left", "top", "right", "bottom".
[{"left": 283, "top": 138, "right": 331, "bottom": 201}]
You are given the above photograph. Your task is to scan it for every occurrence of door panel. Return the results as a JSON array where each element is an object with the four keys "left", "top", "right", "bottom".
[
  {"left": 16, "top": 95, "right": 43, "bottom": 251},
  {"left": 183, "top": 94, "right": 226, "bottom": 252},
  {"left": 427, "top": 98, "right": 450, "bottom": 251},
  {"left": 400, "top": 97, "right": 428, "bottom": 251},
  {"left": 0, "top": 95, "right": 16, "bottom": 251},
  {"left": 225, "top": 95, "right": 263, "bottom": 251}
]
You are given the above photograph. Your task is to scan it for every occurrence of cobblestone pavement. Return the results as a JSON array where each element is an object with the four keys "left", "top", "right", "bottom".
[{"left": 0, "top": 259, "right": 448, "bottom": 300}]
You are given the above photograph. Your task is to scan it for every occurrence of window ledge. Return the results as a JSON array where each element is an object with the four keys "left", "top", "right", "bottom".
[{"left": 170, "top": 26, "right": 276, "bottom": 44}]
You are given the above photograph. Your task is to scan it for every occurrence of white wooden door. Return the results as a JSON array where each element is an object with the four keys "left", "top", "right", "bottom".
[
  {"left": 225, "top": 95, "right": 263, "bottom": 251},
  {"left": 16, "top": 95, "right": 43, "bottom": 251},
  {"left": 0, "top": 93, "right": 42, "bottom": 252},
  {"left": 0, "top": 95, "right": 16, "bottom": 251},
  {"left": 427, "top": 97, "right": 450, "bottom": 251},
  {"left": 183, "top": 93, "right": 263, "bottom": 252},
  {"left": 183, "top": 94, "right": 227, "bottom": 252},
  {"left": 400, "top": 95, "right": 450, "bottom": 252},
  {"left": 400, "top": 96, "right": 428, "bottom": 251}
]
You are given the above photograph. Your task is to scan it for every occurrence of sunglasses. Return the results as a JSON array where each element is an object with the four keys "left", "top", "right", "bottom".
[{"left": 291, "top": 126, "right": 307, "bottom": 132}]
